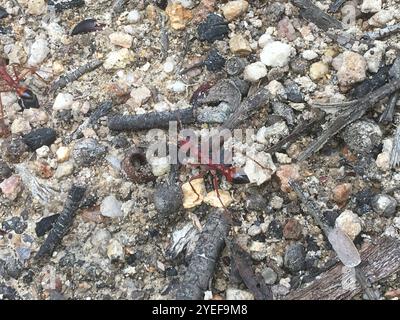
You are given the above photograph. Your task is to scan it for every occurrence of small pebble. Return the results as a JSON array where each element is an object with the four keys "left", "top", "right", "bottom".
[
  {"left": 103, "top": 48, "right": 134, "bottom": 70},
  {"left": 221, "top": 0, "right": 249, "bottom": 21},
  {"left": 371, "top": 194, "right": 397, "bottom": 217},
  {"left": 11, "top": 118, "right": 31, "bottom": 135},
  {"left": 261, "top": 267, "right": 278, "bottom": 285},
  {"left": 168, "top": 81, "right": 186, "bottom": 93},
  {"left": 0, "top": 161, "right": 12, "bottom": 182},
  {"left": 361, "top": 0, "right": 382, "bottom": 13},
  {"left": 27, "top": 0, "right": 47, "bottom": 15},
  {"left": 342, "top": 120, "right": 382, "bottom": 154},
  {"left": 109, "top": 32, "right": 133, "bottom": 48},
  {"left": 27, "top": 38, "right": 49, "bottom": 66},
  {"left": 150, "top": 156, "right": 170, "bottom": 177},
  {"left": 283, "top": 218, "right": 302, "bottom": 240},
  {"left": 153, "top": 183, "right": 183, "bottom": 216},
  {"left": 72, "top": 138, "right": 107, "bottom": 167},
  {"left": 127, "top": 10, "right": 142, "bottom": 23},
  {"left": 56, "top": 146, "right": 70, "bottom": 162},
  {"left": 36, "top": 145, "right": 50, "bottom": 158},
  {"left": 302, "top": 50, "right": 318, "bottom": 61},
  {"left": 55, "top": 162, "right": 74, "bottom": 179},
  {"left": 107, "top": 239, "right": 124, "bottom": 261},
  {"left": 243, "top": 62, "right": 267, "bottom": 82},
  {"left": 247, "top": 224, "right": 262, "bottom": 237},
  {"left": 284, "top": 243, "right": 306, "bottom": 273},
  {"left": 226, "top": 57, "right": 247, "bottom": 76},
  {"left": 260, "top": 41, "right": 293, "bottom": 68},
  {"left": 332, "top": 183, "right": 352, "bottom": 205},
  {"left": 229, "top": 34, "right": 252, "bottom": 56},
  {"left": 335, "top": 210, "right": 362, "bottom": 240},
  {"left": 53, "top": 93, "right": 74, "bottom": 111},
  {"left": 332, "top": 51, "right": 367, "bottom": 87},
  {"left": 276, "top": 164, "right": 300, "bottom": 192},
  {"left": 309, "top": 62, "right": 329, "bottom": 81},
  {"left": 204, "top": 49, "right": 226, "bottom": 72},
  {"left": 368, "top": 10, "right": 394, "bottom": 27},
  {"left": 244, "top": 151, "right": 276, "bottom": 185},
  {"left": 225, "top": 288, "right": 254, "bottom": 300},
  {"left": 100, "top": 195, "right": 123, "bottom": 218},
  {"left": 270, "top": 195, "right": 283, "bottom": 209},
  {"left": 204, "top": 189, "right": 233, "bottom": 208},
  {"left": 128, "top": 86, "right": 152, "bottom": 109},
  {"left": 0, "top": 175, "right": 22, "bottom": 200},
  {"left": 2, "top": 137, "right": 29, "bottom": 163},
  {"left": 2, "top": 216, "right": 27, "bottom": 234},
  {"left": 165, "top": 3, "right": 192, "bottom": 30}
]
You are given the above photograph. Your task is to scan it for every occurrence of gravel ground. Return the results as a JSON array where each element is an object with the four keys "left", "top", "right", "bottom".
[{"left": 0, "top": 0, "right": 399, "bottom": 300}]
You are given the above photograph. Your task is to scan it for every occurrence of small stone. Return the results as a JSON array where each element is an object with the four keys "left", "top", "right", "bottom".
[
  {"left": 226, "top": 57, "right": 247, "bottom": 76},
  {"left": 36, "top": 145, "right": 50, "bottom": 158},
  {"left": 109, "top": 32, "right": 133, "bottom": 48},
  {"left": 154, "top": 183, "right": 183, "bottom": 216},
  {"left": 284, "top": 243, "right": 306, "bottom": 273},
  {"left": 266, "top": 2, "right": 285, "bottom": 23},
  {"left": 27, "top": 38, "right": 49, "bottom": 66},
  {"left": 2, "top": 216, "right": 27, "bottom": 234},
  {"left": 182, "top": 178, "right": 206, "bottom": 209},
  {"left": 244, "top": 151, "right": 276, "bottom": 185},
  {"left": 34, "top": 160, "right": 53, "bottom": 179},
  {"left": 55, "top": 162, "right": 74, "bottom": 179},
  {"left": 56, "top": 146, "right": 70, "bottom": 162},
  {"left": 260, "top": 41, "right": 293, "bottom": 68},
  {"left": 53, "top": 93, "right": 74, "bottom": 111},
  {"left": 128, "top": 86, "right": 152, "bottom": 109},
  {"left": 332, "top": 51, "right": 367, "bottom": 87},
  {"left": 127, "top": 10, "right": 142, "bottom": 23},
  {"left": 266, "top": 80, "right": 286, "bottom": 98},
  {"left": 23, "top": 128, "right": 57, "bottom": 151},
  {"left": 361, "top": 0, "right": 381, "bottom": 13},
  {"left": 309, "top": 62, "right": 329, "bottom": 81},
  {"left": 163, "top": 58, "right": 176, "bottom": 73},
  {"left": 165, "top": 3, "right": 192, "bottom": 30},
  {"left": 150, "top": 156, "right": 170, "bottom": 177},
  {"left": 332, "top": 183, "right": 352, "bottom": 205},
  {"left": 27, "top": 0, "right": 47, "bottom": 16},
  {"left": 248, "top": 225, "right": 262, "bottom": 237},
  {"left": 290, "top": 57, "right": 309, "bottom": 75},
  {"left": 72, "top": 138, "right": 107, "bottom": 167},
  {"left": 246, "top": 193, "right": 268, "bottom": 212},
  {"left": 168, "top": 81, "right": 186, "bottom": 93},
  {"left": 275, "top": 152, "right": 291, "bottom": 164},
  {"left": 283, "top": 218, "right": 302, "bottom": 240},
  {"left": 226, "top": 288, "right": 254, "bottom": 300},
  {"left": 197, "top": 13, "right": 229, "bottom": 43},
  {"left": 91, "top": 229, "right": 111, "bottom": 254},
  {"left": 371, "top": 194, "right": 397, "bottom": 217},
  {"left": 103, "top": 48, "right": 135, "bottom": 70},
  {"left": 258, "top": 33, "right": 273, "bottom": 48},
  {"left": 262, "top": 267, "right": 278, "bottom": 285},
  {"left": 342, "top": 120, "right": 382, "bottom": 154},
  {"left": 335, "top": 210, "right": 362, "bottom": 240},
  {"left": 2, "top": 137, "right": 29, "bottom": 163},
  {"left": 221, "top": 0, "right": 248, "bottom": 21},
  {"left": 0, "top": 161, "right": 12, "bottom": 182},
  {"left": 364, "top": 47, "right": 383, "bottom": 73},
  {"left": 368, "top": 10, "right": 394, "bottom": 27},
  {"left": 100, "top": 195, "right": 123, "bottom": 218},
  {"left": 107, "top": 239, "right": 125, "bottom": 261},
  {"left": 256, "top": 122, "right": 289, "bottom": 145},
  {"left": 11, "top": 118, "right": 31, "bottom": 135},
  {"left": 0, "top": 175, "right": 22, "bottom": 200},
  {"left": 302, "top": 50, "right": 318, "bottom": 61},
  {"left": 229, "top": 34, "right": 252, "bottom": 56},
  {"left": 276, "top": 164, "right": 300, "bottom": 192},
  {"left": 270, "top": 195, "right": 284, "bottom": 209},
  {"left": 204, "top": 189, "right": 233, "bottom": 208},
  {"left": 376, "top": 138, "right": 392, "bottom": 171},
  {"left": 277, "top": 17, "right": 296, "bottom": 41},
  {"left": 243, "top": 62, "right": 267, "bottom": 82},
  {"left": 23, "top": 108, "right": 49, "bottom": 126},
  {"left": 284, "top": 81, "right": 304, "bottom": 103}
]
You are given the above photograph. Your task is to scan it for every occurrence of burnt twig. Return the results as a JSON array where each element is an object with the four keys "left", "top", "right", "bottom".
[
  {"left": 292, "top": 0, "right": 343, "bottom": 31},
  {"left": 362, "top": 23, "right": 400, "bottom": 41},
  {"left": 35, "top": 185, "right": 86, "bottom": 259},
  {"left": 66, "top": 100, "right": 113, "bottom": 143},
  {"left": 229, "top": 240, "right": 272, "bottom": 300},
  {"left": 328, "top": 0, "right": 346, "bottom": 13},
  {"left": 108, "top": 108, "right": 196, "bottom": 131},
  {"left": 286, "top": 236, "right": 400, "bottom": 300},
  {"left": 176, "top": 210, "right": 230, "bottom": 300},
  {"left": 390, "top": 125, "right": 400, "bottom": 168},
  {"left": 380, "top": 91, "right": 399, "bottom": 123},
  {"left": 49, "top": 59, "right": 103, "bottom": 94},
  {"left": 298, "top": 78, "right": 400, "bottom": 161}
]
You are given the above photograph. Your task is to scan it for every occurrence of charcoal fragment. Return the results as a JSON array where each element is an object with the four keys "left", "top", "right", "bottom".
[
  {"left": 203, "top": 49, "right": 226, "bottom": 72},
  {"left": 197, "top": 14, "right": 229, "bottom": 43},
  {"left": 72, "top": 138, "right": 107, "bottom": 167},
  {"left": 0, "top": 160, "right": 12, "bottom": 181},
  {"left": 0, "top": 6, "right": 8, "bottom": 19},
  {"left": 35, "top": 214, "right": 60, "bottom": 237},
  {"left": 2, "top": 137, "right": 29, "bottom": 163},
  {"left": 351, "top": 66, "right": 389, "bottom": 99},
  {"left": 226, "top": 57, "right": 247, "bottom": 76},
  {"left": 48, "top": 0, "right": 85, "bottom": 12},
  {"left": 23, "top": 128, "right": 57, "bottom": 151}
]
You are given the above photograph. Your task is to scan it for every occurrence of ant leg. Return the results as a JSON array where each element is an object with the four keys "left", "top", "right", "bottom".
[
  {"left": 188, "top": 172, "right": 205, "bottom": 202},
  {"left": 210, "top": 171, "right": 227, "bottom": 209},
  {"left": 0, "top": 94, "right": 10, "bottom": 137}
]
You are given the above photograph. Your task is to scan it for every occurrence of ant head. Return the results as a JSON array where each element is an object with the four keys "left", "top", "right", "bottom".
[
  {"left": 18, "top": 88, "right": 40, "bottom": 109},
  {"left": 231, "top": 168, "right": 250, "bottom": 184}
]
